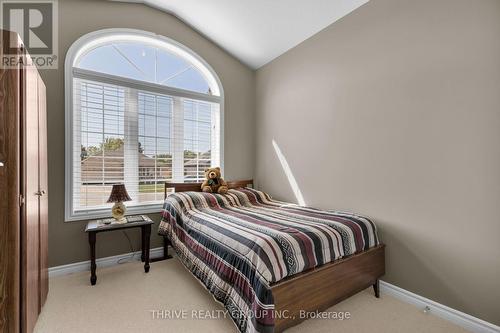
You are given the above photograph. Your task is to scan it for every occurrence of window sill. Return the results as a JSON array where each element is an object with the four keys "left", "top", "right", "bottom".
[{"left": 65, "top": 203, "right": 163, "bottom": 222}]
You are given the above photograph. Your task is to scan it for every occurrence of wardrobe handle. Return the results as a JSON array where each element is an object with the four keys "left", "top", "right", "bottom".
[
  {"left": 36, "top": 190, "right": 46, "bottom": 196},
  {"left": 0, "top": 161, "right": 4, "bottom": 167}
]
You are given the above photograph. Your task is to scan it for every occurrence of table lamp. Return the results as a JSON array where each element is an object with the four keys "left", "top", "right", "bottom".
[{"left": 107, "top": 184, "right": 131, "bottom": 222}]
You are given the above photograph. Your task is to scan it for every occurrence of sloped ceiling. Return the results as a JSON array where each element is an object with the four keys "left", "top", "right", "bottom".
[{"left": 111, "top": 0, "right": 369, "bottom": 69}]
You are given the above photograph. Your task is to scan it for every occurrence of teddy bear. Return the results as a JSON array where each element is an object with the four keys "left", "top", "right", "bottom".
[{"left": 201, "top": 167, "right": 228, "bottom": 194}]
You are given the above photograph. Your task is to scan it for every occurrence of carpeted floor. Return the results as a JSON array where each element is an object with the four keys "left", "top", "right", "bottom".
[{"left": 34, "top": 258, "right": 469, "bottom": 333}]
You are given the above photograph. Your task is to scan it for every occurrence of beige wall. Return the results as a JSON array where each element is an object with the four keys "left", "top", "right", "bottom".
[
  {"left": 256, "top": 0, "right": 500, "bottom": 325},
  {"left": 41, "top": 0, "right": 255, "bottom": 267}
]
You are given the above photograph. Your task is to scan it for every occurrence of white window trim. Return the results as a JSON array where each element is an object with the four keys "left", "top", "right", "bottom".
[{"left": 65, "top": 28, "right": 225, "bottom": 222}]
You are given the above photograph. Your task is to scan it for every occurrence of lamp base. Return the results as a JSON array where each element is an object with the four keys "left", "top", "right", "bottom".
[{"left": 111, "top": 201, "right": 127, "bottom": 222}]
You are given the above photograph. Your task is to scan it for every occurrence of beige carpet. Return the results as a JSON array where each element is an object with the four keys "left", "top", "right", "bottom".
[{"left": 35, "top": 258, "right": 469, "bottom": 333}]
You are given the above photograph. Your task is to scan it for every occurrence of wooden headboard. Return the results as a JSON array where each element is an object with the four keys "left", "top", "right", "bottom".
[{"left": 164, "top": 179, "right": 254, "bottom": 199}]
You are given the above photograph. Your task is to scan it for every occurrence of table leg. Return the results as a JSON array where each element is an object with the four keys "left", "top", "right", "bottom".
[
  {"left": 373, "top": 279, "right": 380, "bottom": 298},
  {"left": 144, "top": 224, "right": 151, "bottom": 273},
  {"left": 163, "top": 236, "right": 174, "bottom": 260},
  {"left": 141, "top": 226, "right": 146, "bottom": 262},
  {"left": 89, "top": 232, "right": 97, "bottom": 285},
  {"left": 150, "top": 236, "right": 173, "bottom": 262}
]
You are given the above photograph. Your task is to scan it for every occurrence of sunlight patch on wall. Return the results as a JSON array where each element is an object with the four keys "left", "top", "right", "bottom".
[{"left": 272, "top": 139, "right": 306, "bottom": 206}]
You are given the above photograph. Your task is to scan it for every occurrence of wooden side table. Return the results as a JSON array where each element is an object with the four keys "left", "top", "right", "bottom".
[{"left": 85, "top": 215, "right": 154, "bottom": 285}]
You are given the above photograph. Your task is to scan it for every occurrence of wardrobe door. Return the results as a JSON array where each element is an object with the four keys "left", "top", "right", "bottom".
[
  {"left": 0, "top": 30, "right": 21, "bottom": 333},
  {"left": 21, "top": 60, "right": 40, "bottom": 333},
  {"left": 38, "top": 75, "right": 49, "bottom": 307}
]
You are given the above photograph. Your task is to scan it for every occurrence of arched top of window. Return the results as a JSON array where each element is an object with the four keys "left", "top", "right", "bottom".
[{"left": 67, "top": 29, "right": 222, "bottom": 96}]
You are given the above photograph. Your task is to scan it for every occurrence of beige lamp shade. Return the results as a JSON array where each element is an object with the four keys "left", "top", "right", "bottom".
[{"left": 107, "top": 184, "right": 132, "bottom": 203}]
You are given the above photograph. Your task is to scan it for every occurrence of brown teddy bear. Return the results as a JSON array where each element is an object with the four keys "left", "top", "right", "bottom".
[{"left": 201, "top": 167, "right": 228, "bottom": 194}]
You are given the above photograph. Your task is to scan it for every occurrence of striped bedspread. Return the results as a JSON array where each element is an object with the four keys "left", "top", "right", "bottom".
[{"left": 158, "top": 188, "right": 379, "bottom": 333}]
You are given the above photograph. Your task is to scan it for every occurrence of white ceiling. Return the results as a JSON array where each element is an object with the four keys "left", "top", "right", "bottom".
[{"left": 111, "top": 0, "right": 369, "bottom": 69}]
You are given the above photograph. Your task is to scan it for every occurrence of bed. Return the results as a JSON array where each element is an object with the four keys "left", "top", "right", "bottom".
[{"left": 158, "top": 179, "right": 385, "bottom": 333}]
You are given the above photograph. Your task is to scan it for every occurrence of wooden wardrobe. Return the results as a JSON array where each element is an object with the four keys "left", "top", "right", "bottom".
[{"left": 0, "top": 30, "right": 49, "bottom": 333}]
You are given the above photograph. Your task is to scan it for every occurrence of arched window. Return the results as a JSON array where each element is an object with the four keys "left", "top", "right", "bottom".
[{"left": 65, "top": 29, "right": 223, "bottom": 221}]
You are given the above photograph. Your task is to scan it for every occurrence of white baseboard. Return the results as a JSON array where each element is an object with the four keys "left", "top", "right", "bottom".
[
  {"left": 49, "top": 256, "right": 499, "bottom": 333},
  {"left": 380, "top": 280, "right": 500, "bottom": 333},
  {"left": 48, "top": 247, "right": 164, "bottom": 278}
]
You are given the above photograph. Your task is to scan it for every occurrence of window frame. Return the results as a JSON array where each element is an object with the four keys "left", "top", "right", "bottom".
[{"left": 65, "top": 28, "right": 224, "bottom": 222}]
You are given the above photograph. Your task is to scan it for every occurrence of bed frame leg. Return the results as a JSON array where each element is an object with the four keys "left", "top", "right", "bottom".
[
  {"left": 373, "top": 280, "right": 380, "bottom": 298},
  {"left": 151, "top": 236, "right": 173, "bottom": 262}
]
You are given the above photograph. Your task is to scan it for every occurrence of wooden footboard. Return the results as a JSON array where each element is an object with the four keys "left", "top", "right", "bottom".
[{"left": 272, "top": 244, "right": 385, "bottom": 333}]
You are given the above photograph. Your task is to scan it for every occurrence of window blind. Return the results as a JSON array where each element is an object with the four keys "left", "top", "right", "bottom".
[{"left": 72, "top": 77, "right": 220, "bottom": 213}]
